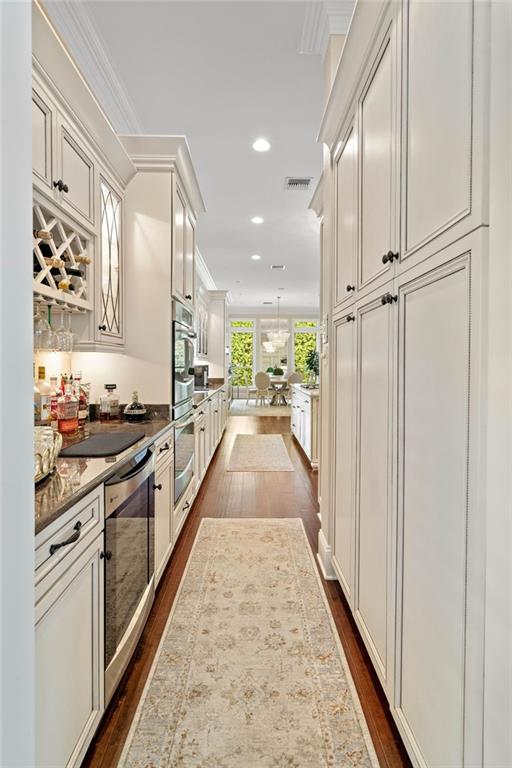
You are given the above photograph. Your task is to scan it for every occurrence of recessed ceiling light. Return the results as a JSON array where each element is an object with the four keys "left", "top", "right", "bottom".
[
  {"left": 251, "top": 216, "right": 264, "bottom": 224},
  {"left": 251, "top": 254, "right": 261, "bottom": 261},
  {"left": 253, "top": 138, "right": 271, "bottom": 152}
]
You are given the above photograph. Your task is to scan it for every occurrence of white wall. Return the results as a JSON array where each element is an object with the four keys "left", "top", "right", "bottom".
[{"left": 0, "top": 2, "right": 35, "bottom": 764}]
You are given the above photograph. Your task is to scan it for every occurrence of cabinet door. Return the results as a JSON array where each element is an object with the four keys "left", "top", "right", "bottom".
[
  {"left": 32, "top": 86, "right": 54, "bottom": 192},
  {"left": 335, "top": 126, "right": 358, "bottom": 307},
  {"left": 402, "top": 0, "right": 479, "bottom": 264},
  {"left": 332, "top": 314, "right": 356, "bottom": 603},
  {"left": 184, "top": 212, "right": 195, "bottom": 305},
  {"left": 36, "top": 533, "right": 104, "bottom": 768},
  {"left": 355, "top": 288, "right": 394, "bottom": 691},
  {"left": 57, "top": 115, "right": 95, "bottom": 227},
  {"left": 303, "top": 400, "right": 312, "bottom": 459},
  {"left": 359, "top": 14, "right": 399, "bottom": 292},
  {"left": 98, "top": 178, "right": 123, "bottom": 343},
  {"left": 172, "top": 184, "right": 186, "bottom": 301},
  {"left": 154, "top": 458, "right": 173, "bottom": 585},
  {"left": 395, "top": 245, "right": 483, "bottom": 766}
]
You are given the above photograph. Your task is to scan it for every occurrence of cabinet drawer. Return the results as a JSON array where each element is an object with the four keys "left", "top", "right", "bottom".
[
  {"left": 155, "top": 427, "right": 174, "bottom": 464},
  {"left": 35, "top": 485, "right": 103, "bottom": 581}
]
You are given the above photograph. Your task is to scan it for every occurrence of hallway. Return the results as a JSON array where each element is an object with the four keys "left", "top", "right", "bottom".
[{"left": 83, "top": 416, "right": 410, "bottom": 768}]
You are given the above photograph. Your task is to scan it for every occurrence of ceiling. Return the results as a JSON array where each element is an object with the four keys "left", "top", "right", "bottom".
[{"left": 45, "top": 1, "right": 332, "bottom": 315}]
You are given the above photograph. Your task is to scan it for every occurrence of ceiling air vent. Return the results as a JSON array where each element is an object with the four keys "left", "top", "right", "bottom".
[
  {"left": 263, "top": 301, "right": 273, "bottom": 305},
  {"left": 270, "top": 265, "right": 286, "bottom": 271},
  {"left": 284, "top": 176, "right": 313, "bottom": 191}
]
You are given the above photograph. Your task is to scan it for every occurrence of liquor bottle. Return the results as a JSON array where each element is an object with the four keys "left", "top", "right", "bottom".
[
  {"left": 73, "top": 372, "right": 89, "bottom": 426},
  {"left": 99, "top": 384, "right": 120, "bottom": 422},
  {"left": 49, "top": 376, "right": 60, "bottom": 431},
  {"left": 35, "top": 366, "right": 51, "bottom": 426},
  {"left": 57, "top": 382, "right": 79, "bottom": 434},
  {"left": 33, "top": 364, "right": 40, "bottom": 424}
]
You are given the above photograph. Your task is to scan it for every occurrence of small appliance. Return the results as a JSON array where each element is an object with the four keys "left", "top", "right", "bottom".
[{"left": 193, "top": 364, "right": 209, "bottom": 389}]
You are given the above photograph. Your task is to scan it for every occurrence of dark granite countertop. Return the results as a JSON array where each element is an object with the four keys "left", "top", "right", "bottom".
[{"left": 35, "top": 418, "right": 172, "bottom": 537}]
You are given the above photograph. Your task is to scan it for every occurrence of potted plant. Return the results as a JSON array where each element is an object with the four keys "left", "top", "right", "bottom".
[
  {"left": 305, "top": 349, "right": 319, "bottom": 386},
  {"left": 273, "top": 366, "right": 284, "bottom": 376}
]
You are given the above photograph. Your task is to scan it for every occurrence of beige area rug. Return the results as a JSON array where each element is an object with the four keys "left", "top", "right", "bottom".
[
  {"left": 118, "top": 519, "right": 379, "bottom": 768},
  {"left": 230, "top": 401, "right": 291, "bottom": 417},
  {"left": 227, "top": 434, "right": 294, "bottom": 472}
]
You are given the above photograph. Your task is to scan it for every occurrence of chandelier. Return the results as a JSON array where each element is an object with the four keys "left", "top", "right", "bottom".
[{"left": 267, "top": 296, "right": 290, "bottom": 347}]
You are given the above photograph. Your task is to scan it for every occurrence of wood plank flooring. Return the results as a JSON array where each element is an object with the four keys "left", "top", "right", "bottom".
[{"left": 82, "top": 414, "right": 411, "bottom": 768}]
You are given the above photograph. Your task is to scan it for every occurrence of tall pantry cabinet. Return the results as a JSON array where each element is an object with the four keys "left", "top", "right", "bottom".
[{"left": 318, "top": 1, "right": 490, "bottom": 766}]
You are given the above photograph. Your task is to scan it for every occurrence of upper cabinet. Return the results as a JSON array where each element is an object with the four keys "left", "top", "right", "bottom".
[
  {"left": 97, "top": 177, "right": 123, "bottom": 343},
  {"left": 32, "top": 85, "right": 53, "bottom": 192},
  {"left": 334, "top": 126, "right": 357, "bottom": 309},
  {"left": 401, "top": 0, "right": 488, "bottom": 267},
  {"left": 57, "top": 114, "right": 95, "bottom": 229},
  {"left": 172, "top": 179, "right": 196, "bottom": 307},
  {"left": 358, "top": 8, "right": 400, "bottom": 294}
]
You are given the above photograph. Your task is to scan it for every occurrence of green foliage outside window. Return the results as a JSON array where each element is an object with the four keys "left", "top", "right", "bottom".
[
  {"left": 231, "top": 332, "right": 253, "bottom": 385},
  {"left": 294, "top": 320, "right": 317, "bottom": 329},
  {"left": 294, "top": 332, "right": 317, "bottom": 376},
  {"left": 231, "top": 320, "right": 254, "bottom": 328}
]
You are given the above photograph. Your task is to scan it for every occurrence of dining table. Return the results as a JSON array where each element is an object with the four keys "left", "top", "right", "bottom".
[{"left": 269, "top": 376, "right": 289, "bottom": 406}]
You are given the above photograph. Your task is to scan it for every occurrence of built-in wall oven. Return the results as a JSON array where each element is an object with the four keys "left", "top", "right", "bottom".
[
  {"left": 172, "top": 300, "right": 196, "bottom": 504},
  {"left": 172, "top": 301, "right": 196, "bottom": 418},
  {"left": 103, "top": 445, "right": 155, "bottom": 704}
]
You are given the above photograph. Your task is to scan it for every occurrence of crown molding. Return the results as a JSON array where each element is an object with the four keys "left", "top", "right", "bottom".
[
  {"left": 196, "top": 249, "right": 217, "bottom": 291},
  {"left": 41, "top": 0, "right": 143, "bottom": 134},
  {"left": 300, "top": 1, "right": 355, "bottom": 58},
  {"left": 309, "top": 173, "right": 324, "bottom": 217}
]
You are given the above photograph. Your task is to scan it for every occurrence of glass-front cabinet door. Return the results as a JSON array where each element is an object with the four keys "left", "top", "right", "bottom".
[{"left": 98, "top": 177, "right": 123, "bottom": 343}]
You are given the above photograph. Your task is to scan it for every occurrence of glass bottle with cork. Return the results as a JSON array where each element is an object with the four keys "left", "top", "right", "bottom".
[{"left": 99, "top": 384, "right": 120, "bottom": 422}]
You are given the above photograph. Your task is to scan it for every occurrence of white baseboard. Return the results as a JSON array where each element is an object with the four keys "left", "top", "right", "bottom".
[{"left": 316, "top": 528, "right": 337, "bottom": 580}]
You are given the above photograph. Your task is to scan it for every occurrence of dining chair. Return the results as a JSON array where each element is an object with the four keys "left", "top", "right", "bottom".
[
  {"left": 247, "top": 371, "right": 271, "bottom": 406},
  {"left": 281, "top": 371, "right": 303, "bottom": 404}
]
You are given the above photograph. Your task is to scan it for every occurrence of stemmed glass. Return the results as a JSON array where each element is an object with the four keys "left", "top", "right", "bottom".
[
  {"left": 34, "top": 302, "right": 55, "bottom": 351},
  {"left": 66, "top": 311, "right": 78, "bottom": 352},
  {"left": 54, "top": 309, "right": 70, "bottom": 352}
]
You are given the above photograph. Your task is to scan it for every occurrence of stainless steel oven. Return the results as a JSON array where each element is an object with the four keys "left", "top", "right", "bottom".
[
  {"left": 174, "top": 410, "right": 195, "bottom": 504},
  {"left": 103, "top": 445, "right": 155, "bottom": 704},
  {"left": 172, "top": 301, "right": 196, "bottom": 419}
]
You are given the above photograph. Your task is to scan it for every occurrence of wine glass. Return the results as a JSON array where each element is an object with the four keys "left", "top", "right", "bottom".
[
  {"left": 55, "top": 309, "right": 71, "bottom": 353},
  {"left": 66, "top": 310, "right": 78, "bottom": 352},
  {"left": 34, "top": 302, "right": 53, "bottom": 351}
]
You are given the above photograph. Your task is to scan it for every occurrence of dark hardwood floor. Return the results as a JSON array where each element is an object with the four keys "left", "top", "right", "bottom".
[{"left": 82, "top": 412, "right": 411, "bottom": 768}]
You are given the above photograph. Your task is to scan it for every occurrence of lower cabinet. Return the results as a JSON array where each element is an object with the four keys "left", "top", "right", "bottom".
[
  {"left": 35, "top": 532, "right": 104, "bottom": 768},
  {"left": 354, "top": 287, "right": 395, "bottom": 694},
  {"left": 154, "top": 451, "right": 174, "bottom": 587},
  {"left": 291, "top": 386, "right": 319, "bottom": 468}
]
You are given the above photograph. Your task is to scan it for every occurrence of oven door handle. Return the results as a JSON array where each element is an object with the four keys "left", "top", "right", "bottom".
[
  {"left": 175, "top": 418, "right": 195, "bottom": 430},
  {"left": 105, "top": 447, "right": 156, "bottom": 518}
]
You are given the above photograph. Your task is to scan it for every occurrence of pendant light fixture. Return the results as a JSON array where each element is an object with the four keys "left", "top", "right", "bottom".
[{"left": 268, "top": 296, "right": 290, "bottom": 347}]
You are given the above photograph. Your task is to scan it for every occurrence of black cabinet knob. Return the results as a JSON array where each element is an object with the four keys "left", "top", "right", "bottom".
[
  {"left": 347, "top": 314, "right": 355, "bottom": 322},
  {"left": 98, "top": 324, "right": 107, "bottom": 331},
  {"left": 346, "top": 284, "right": 355, "bottom": 292},
  {"left": 382, "top": 250, "right": 398, "bottom": 264},
  {"left": 200, "top": 427, "right": 205, "bottom": 432},
  {"left": 153, "top": 483, "right": 163, "bottom": 491},
  {"left": 53, "top": 179, "right": 69, "bottom": 193},
  {"left": 381, "top": 292, "right": 398, "bottom": 305},
  {"left": 185, "top": 294, "right": 192, "bottom": 300},
  {"left": 100, "top": 550, "right": 112, "bottom": 560},
  {"left": 159, "top": 442, "right": 170, "bottom": 453}
]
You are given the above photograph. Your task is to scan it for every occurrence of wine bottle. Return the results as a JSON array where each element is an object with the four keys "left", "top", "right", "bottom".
[
  {"left": 33, "top": 229, "right": 52, "bottom": 241},
  {"left": 75, "top": 253, "right": 91, "bottom": 266}
]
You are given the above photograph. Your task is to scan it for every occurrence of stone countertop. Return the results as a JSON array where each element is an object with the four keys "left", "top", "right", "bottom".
[
  {"left": 291, "top": 383, "right": 320, "bottom": 397},
  {"left": 192, "top": 383, "right": 225, "bottom": 407},
  {"left": 35, "top": 418, "right": 172, "bottom": 537}
]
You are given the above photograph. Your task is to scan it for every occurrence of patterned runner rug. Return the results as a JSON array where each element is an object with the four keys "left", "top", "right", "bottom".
[
  {"left": 227, "top": 434, "right": 294, "bottom": 472},
  {"left": 118, "top": 519, "right": 378, "bottom": 767}
]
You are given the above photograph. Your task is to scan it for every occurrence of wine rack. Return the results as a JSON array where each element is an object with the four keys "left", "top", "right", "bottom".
[{"left": 33, "top": 200, "right": 93, "bottom": 311}]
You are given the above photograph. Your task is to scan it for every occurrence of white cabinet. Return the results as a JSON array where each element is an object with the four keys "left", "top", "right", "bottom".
[
  {"left": 334, "top": 125, "right": 358, "bottom": 307},
  {"left": 57, "top": 114, "right": 95, "bottom": 228},
  {"left": 358, "top": 9, "right": 400, "bottom": 293},
  {"left": 172, "top": 178, "right": 195, "bottom": 307},
  {"left": 96, "top": 176, "right": 124, "bottom": 344},
  {"left": 291, "top": 386, "right": 319, "bottom": 469},
  {"left": 32, "top": 85, "right": 54, "bottom": 193},
  {"left": 332, "top": 312, "right": 356, "bottom": 603},
  {"left": 154, "top": 453, "right": 174, "bottom": 587},
  {"left": 394, "top": 235, "right": 485, "bottom": 767},
  {"left": 401, "top": 0, "right": 488, "bottom": 265},
  {"left": 36, "top": 532, "right": 104, "bottom": 768},
  {"left": 355, "top": 286, "right": 395, "bottom": 693}
]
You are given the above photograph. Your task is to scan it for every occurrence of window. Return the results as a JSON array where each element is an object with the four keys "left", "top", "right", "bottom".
[
  {"left": 259, "top": 318, "right": 290, "bottom": 374},
  {"left": 293, "top": 319, "right": 319, "bottom": 377},
  {"left": 230, "top": 320, "right": 255, "bottom": 386}
]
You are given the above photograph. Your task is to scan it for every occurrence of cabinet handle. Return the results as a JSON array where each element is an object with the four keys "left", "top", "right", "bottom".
[
  {"left": 183, "top": 501, "right": 190, "bottom": 510},
  {"left": 100, "top": 550, "right": 112, "bottom": 560},
  {"left": 381, "top": 292, "right": 398, "bottom": 305},
  {"left": 346, "top": 284, "right": 355, "bottom": 292},
  {"left": 185, "top": 294, "right": 192, "bottom": 300},
  {"left": 49, "top": 521, "right": 82, "bottom": 555},
  {"left": 153, "top": 483, "right": 163, "bottom": 491},
  {"left": 159, "top": 442, "right": 170, "bottom": 453},
  {"left": 200, "top": 426, "right": 205, "bottom": 432},
  {"left": 53, "top": 179, "right": 69, "bottom": 193},
  {"left": 98, "top": 324, "right": 107, "bottom": 331},
  {"left": 347, "top": 314, "right": 355, "bottom": 322},
  {"left": 382, "top": 250, "right": 398, "bottom": 264}
]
